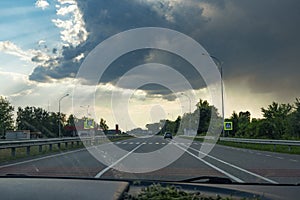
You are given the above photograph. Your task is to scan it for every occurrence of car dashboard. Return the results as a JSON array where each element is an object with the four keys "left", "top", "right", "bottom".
[{"left": 0, "top": 176, "right": 299, "bottom": 200}]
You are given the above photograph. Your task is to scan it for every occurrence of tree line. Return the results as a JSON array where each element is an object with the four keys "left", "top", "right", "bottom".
[
  {"left": 0, "top": 96, "right": 109, "bottom": 138},
  {"left": 146, "top": 98, "right": 300, "bottom": 140},
  {"left": 1, "top": 95, "right": 300, "bottom": 139},
  {"left": 227, "top": 99, "right": 300, "bottom": 139}
]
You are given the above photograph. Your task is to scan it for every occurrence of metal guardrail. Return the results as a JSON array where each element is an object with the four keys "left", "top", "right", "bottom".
[
  {"left": 0, "top": 135, "right": 127, "bottom": 158},
  {"left": 179, "top": 135, "right": 300, "bottom": 151},
  {"left": 219, "top": 137, "right": 300, "bottom": 151},
  {"left": 219, "top": 137, "right": 300, "bottom": 146}
]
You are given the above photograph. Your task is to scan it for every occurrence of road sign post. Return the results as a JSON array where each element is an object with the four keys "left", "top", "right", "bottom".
[{"left": 224, "top": 121, "right": 233, "bottom": 136}]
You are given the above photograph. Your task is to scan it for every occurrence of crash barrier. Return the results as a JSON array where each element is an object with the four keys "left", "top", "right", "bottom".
[
  {"left": 219, "top": 137, "right": 300, "bottom": 151},
  {"left": 0, "top": 135, "right": 128, "bottom": 157}
]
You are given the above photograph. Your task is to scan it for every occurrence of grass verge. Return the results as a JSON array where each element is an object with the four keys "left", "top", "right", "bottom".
[
  {"left": 217, "top": 141, "right": 300, "bottom": 155},
  {"left": 179, "top": 135, "right": 300, "bottom": 154}
]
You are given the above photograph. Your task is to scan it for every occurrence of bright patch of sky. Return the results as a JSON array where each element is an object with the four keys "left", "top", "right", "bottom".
[{"left": 0, "top": 0, "right": 85, "bottom": 116}]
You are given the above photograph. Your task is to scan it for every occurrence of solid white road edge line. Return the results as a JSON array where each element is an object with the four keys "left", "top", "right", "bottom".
[
  {"left": 0, "top": 139, "right": 125, "bottom": 169},
  {"left": 94, "top": 143, "right": 144, "bottom": 178},
  {"left": 0, "top": 138, "right": 140, "bottom": 170},
  {"left": 0, "top": 148, "right": 86, "bottom": 169},
  {"left": 173, "top": 142, "right": 244, "bottom": 183},
  {"left": 180, "top": 143, "right": 278, "bottom": 184}
]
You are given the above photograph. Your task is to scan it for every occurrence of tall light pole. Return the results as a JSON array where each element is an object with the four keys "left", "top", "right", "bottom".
[
  {"left": 58, "top": 94, "right": 69, "bottom": 138},
  {"left": 209, "top": 55, "right": 225, "bottom": 137},
  {"left": 181, "top": 93, "right": 191, "bottom": 135}
]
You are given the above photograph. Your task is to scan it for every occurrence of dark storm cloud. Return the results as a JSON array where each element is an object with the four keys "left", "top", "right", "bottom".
[
  {"left": 29, "top": 0, "right": 176, "bottom": 82},
  {"left": 29, "top": 0, "right": 300, "bottom": 100},
  {"left": 205, "top": 0, "right": 300, "bottom": 98},
  {"left": 99, "top": 49, "right": 204, "bottom": 90},
  {"left": 139, "top": 84, "right": 177, "bottom": 101}
]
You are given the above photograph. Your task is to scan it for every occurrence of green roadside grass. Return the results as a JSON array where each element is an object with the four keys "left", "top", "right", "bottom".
[
  {"left": 180, "top": 136, "right": 204, "bottom": 142},
  {"left": 0, "top": 135, "right": 133, "bottom": 163},
  {"left": 179, "top": 136, "right": 300, "bottom": 155},
  {"left": 217, "top": 140, "right": 300, "bottom": 155},
  {"left": 107, "top": 135, "right": 134, "bottom": 142},
  {"left": 0, "top": 142, "right": 85, "bottom": 163}
]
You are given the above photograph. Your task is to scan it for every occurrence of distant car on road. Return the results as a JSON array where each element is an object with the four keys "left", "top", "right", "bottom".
[{"left": 164, "top": 132, "right": 173, "bottom": 139}]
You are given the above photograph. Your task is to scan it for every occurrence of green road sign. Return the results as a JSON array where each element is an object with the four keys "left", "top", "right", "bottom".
[{"left": 224, "top": 121, "right": 233, "bottom": 131}]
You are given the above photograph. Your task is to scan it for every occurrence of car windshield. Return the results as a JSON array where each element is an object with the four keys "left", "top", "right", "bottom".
[{"left": 0, "top": 0, "right": 300, "bottom": 185}]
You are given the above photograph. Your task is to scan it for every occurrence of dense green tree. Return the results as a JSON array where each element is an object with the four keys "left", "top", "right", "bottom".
[
  {"left": 160, "top": 119, "right": 169, "bottom": 134},
  {"left": 261, "top": 102, "right": 292, "bottom": 139},
  {"left": 255, "top": 119, "right": 276, "bottom": 139},
  {"left": 244, "top": 118, "right": 259, "bottom": 138},
  {"left": 161, "top": 116, "right": 181, "bottom": 134},
  {"left": 196, "top": 99, "right": 211, "bottom": 134},
  {"left": 16, "top": 106, "right": 66, "bottom": 138},
  {"left": 0, "top": 96, "right": 14, "bottom": 136},
  {"left": 229, "top": 111, "right": 239, "bottom": 137},
  {"left": 47, "top": 112, "right": 61, "bottom": 137},
  {"left": 174, "top": 116, "right": 181, "bottom": 133},
  {"left": 239, "top": 111, "right": 251, "bottom": 122},
  {"left": 146, "top": 116, "right": 181, "bottom": 135},
  {"left": 194, "top": 99, "right": 221, "bottom": 135},
  {"left": 16, "top": 107, "right": 37, "bottom": 132},
  {"left": 292, "top": 98, "right": 300, "bottom": 138},
  {"left": 284, "top": 98, "right": 300, "bottom": 139},
  {"left": 64, "top": 114, "right": 77, "bottom": 137},
  {"left": 236, "top": 111, "right": 251, "bottom": 137},
  {"left": 99, "top": 118, "right": 109, "bottom": 131},
  {"left": 227, "top": 111, "right": 251, "bottom": 137}
]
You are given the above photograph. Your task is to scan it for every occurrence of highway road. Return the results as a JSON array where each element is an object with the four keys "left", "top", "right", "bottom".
[{"left": 0, "top": 136, "right": 299, "bottom": 184}]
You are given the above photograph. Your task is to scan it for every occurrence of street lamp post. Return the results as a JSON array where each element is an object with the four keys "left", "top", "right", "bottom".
[
  {"left": 58, "top": 94, "right": 69, "bottom": 138},
  {"left": 209, "top": 55, "right": 225, "bottom": 137}
]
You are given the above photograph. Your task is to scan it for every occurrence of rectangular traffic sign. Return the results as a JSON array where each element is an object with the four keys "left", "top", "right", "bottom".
[{"left": 224, "top": 121, "right": 233, "bottom": 131}]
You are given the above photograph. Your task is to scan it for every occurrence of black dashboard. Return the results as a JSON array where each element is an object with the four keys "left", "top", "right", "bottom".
[{"left": 0, "top": 177, "right": 299, "bottom": 200}]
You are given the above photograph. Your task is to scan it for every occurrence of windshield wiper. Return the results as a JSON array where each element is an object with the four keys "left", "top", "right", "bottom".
[{"left": 180, "top": 176, "right": 233, "bottom": 184}]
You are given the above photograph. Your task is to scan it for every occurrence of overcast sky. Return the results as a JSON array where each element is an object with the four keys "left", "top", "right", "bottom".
[{"left": 0, "top": 0, "right": 299, "bottom": 130}]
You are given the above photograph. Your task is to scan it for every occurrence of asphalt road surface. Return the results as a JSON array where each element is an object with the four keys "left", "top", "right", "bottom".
[{"left": 0, "top": 136, "right": 299, "bottom": 184}]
